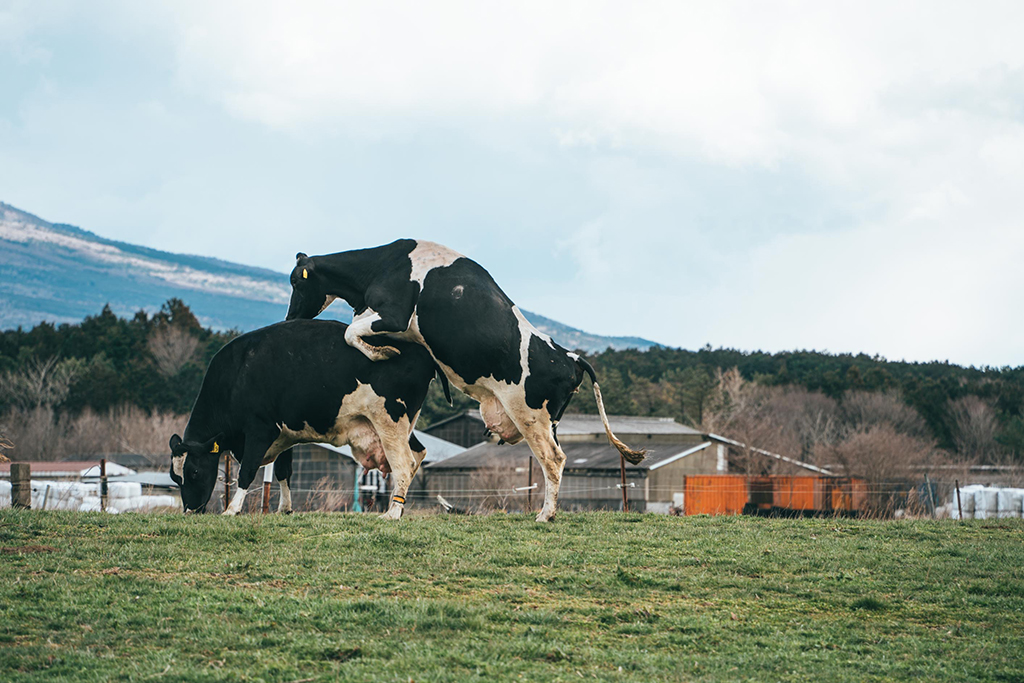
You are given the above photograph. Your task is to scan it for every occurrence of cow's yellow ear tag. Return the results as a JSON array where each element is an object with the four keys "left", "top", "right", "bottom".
[
  {"left": 302, "top": 269, "right": 308, "bottom": 279},
  {"left": 211, "top": 442, "right": 220, "bottom": 454}
]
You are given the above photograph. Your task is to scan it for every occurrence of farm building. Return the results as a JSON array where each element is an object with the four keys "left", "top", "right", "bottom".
[
  {"left": 421, "top": 411, "right": 489, "bottom": 448},
  {"left": 251, "top": 429, "right": 465, "bottom": 512},
  {"left": 423, "top": 414, "right": 846, "bottom": 514}
]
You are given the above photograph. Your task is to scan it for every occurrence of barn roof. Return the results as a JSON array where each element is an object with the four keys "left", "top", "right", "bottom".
[
  {"left": 426, "top": 438, "right": 709, "bottom": 472},
  {"left": 305, "top": 430, "right": 465, "bottom": 464},
  {"left": 557, "top": 414, "right": 702, "bottom": 436}
]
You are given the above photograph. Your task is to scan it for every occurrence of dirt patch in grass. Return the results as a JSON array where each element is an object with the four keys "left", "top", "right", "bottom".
[{"left": 2, "top": 544, "right": 57, "bottom": 554}]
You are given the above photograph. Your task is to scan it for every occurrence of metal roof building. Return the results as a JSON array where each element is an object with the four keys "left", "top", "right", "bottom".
[{"left": 425, "top": 415, "right": 826, "bottom": 514}]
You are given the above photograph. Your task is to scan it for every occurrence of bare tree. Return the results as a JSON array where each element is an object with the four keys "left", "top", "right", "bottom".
[
  {"left": 841, "top": 391, "right": 929, "bottom": 440},
  {"left": 0, "top": 430, "right": 12, "bottom": 462},
  {"left": 148, "top": 326, "right": 200, "bottom": 377},
  {"left": 0, "top": 356, "right": 84, "bottom": 409},
  {"left": 948, "top": 395, "right": 1003, "bottom": 464},
  {"left": 0, "top": 405, "right": 187, "bottom": 462},
  {"left": 817, "top": 424, "right": 941, "bottom": 515}
]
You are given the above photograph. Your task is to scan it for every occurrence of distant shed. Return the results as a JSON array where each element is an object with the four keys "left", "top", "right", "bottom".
[{"left": 425, "top": 415, "right": 830, "bottom": 514}]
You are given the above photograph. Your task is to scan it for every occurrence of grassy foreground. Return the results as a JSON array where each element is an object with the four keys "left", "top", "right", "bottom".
[{"left": 1, "top": 511, "right": 1022, "bottom": 683}]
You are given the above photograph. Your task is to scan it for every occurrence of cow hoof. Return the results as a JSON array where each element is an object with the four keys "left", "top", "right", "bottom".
[
  {"left": 371, "top": 345, "right": 402, "bottom": 361},
  {"left": 221, "top": 510, "right": 239, "bottom": 517},
  {"left": 280, "top": 509, "right": 293, "bottom": 515},
  {"left": 535, "top": 510, "right": 556, "bottom": 523}
]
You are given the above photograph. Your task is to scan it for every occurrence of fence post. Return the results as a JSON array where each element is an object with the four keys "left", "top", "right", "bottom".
[
  {"left": 99, "top": 458, "right": 108, "bottom": 512},
  {"left": 619, "top": 455, "right": 628, "bottom": 513},
  {"left": 955, "top": 479, "right": 963, "bottom": 521},
  {"left": 924, "top": 473, "right": 936, "bottom": 518},
  {"left": 262, "top": 464, "right": 273, "bottom": 514},
  {"left": 224, "top": 452, "right": 232, "bottom": 512},
  {"left": 527, "top": 456, "right": 533, "bottom": 512},
  {"left": 11, "top": 462, "right": 31, "bottom": 509}
]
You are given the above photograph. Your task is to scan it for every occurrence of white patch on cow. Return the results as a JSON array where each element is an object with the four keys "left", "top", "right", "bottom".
[
  {"left": 567, "top": 352, "right": 580, "bottom": 361},
  {"left": 278, "top": 479, "right": 292, "bottom": 513},
  {"left": 345, "top": 308, "right": 401, "bottom": 361},
  {"left": 224, "top": 485, "right": 249, "bottom": 515},
  {"left": 172, "top": 454, "right": 186, "bottom": 478},
  {"left": 408, "top": 240, "right": 462, "bottom": 285},
  {"left": 451, "top": 285, "right": 464, "bottom": 299},
  {"left": 267, "top": 383, "right": 412, "bottom": 474}
]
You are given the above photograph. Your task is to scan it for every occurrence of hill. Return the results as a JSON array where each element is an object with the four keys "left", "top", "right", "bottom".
[{"left": 0, "top": 202, "right": 659, "bottom": 353}]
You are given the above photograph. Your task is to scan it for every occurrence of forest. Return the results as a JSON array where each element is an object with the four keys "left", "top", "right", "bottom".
[{"left": 1, "top": 300, "right": 1021, "bottom": 474}]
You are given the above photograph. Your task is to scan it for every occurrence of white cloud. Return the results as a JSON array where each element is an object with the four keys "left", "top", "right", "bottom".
[{"left": 4, "top": 1, "right": 1024, "bottom": 364}]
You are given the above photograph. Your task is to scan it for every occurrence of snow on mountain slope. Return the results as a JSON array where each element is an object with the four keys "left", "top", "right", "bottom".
[{"left": 0, "top": 202, "right": 658, "bottom": 352}]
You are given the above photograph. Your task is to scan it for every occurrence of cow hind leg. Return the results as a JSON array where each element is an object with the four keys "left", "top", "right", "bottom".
[
  {"left": 375, "top": 423, "right": 420, "bottom": 521},
  {"left": 275, "top": 448, "right": 294, "bottom": 514},
  {"left": 517, "top": 417, "right": 566, "bottom": 523}
]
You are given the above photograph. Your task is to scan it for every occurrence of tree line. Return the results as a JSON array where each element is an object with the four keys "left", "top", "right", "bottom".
[{"left": 1, "top": 300, "right": 1021, "bottom": 467}]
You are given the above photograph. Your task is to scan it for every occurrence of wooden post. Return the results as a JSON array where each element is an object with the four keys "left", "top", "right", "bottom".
[
  {"left": 619, "top": 455, "right": 628, "bottom": 513},
  {"left": 527, "top": 457, "right": 534, "bottom": 512},
  {"left": 924, "top": 473, "right": 936, "bottom": 518},
  {"left": 11, "top": 462, "right": 31, "bottom": 509},
  {"left": 41, "top": 484, "right": 51, "bottom": 511},
  {"left": 261, "top": 464, "right": 273, "bottom": 514},
  {"left": 223, "top": 452, "right": 232, "bottom": 512},
  {"left": 99, "top": 458, "right": 108, "bottom": 512},
  {"left": 955, "top": 479, "right": 963, "bottom": 521}
]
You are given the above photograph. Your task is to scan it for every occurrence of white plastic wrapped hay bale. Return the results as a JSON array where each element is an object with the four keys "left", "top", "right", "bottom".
[
  {"left": 107, "top": 482, "right": 142, "bottom": 499},
  {"left": 974, "top": 488, "right": 999, "bottom": 520},
  {"left": 110, "top": 496, "right": 146, "bottom": 513},
  {"left": 997, "top": 489, "right": 1024, "bottom": 519},
  {"left": 79, "top": 496, "right": 102, "bottom": 512},
  {"left": 139, "top": 495, "right": 178, "bottom": 511},
  {"left": 957, "top": 485, "right": 983, "bottom": 519},
  {"left": 0, "top": 480, "right": 11, "bottom": 507}
]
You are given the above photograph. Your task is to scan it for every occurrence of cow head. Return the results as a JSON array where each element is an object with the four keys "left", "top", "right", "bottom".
[
  {"left": 168, "top": 433, "right": 223, "bottom": 513},
  {"left": 286, "top": 253, "right": 333, "bottom": 320}
]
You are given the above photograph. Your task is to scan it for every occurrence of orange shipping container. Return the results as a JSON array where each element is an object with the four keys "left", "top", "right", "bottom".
[
  {"left": 684, "top": 475, "right": 748, "bottom": 516},
  {"left": 772, "top": 476, "right": 820, "bottom": 511}
]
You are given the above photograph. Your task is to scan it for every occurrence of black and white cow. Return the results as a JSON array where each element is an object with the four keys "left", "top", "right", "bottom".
[
  {"left": 285, "top": 239, "right": 645, "bottom": 522},
  {"left": 168, "top": 318, "right": 447, "bottom": 517}
]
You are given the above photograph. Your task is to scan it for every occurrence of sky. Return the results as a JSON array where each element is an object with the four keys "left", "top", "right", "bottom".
[{"left": 2, "top": 1, "right": 1023, "bottom": 367}]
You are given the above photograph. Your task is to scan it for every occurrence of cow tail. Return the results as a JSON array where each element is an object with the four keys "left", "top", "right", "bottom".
[
  {"left": 435, "top": 365, "right": 452, "bottom": 406},
  {"left": 575, "top": 357, "right": 646, "bottom": 465}
]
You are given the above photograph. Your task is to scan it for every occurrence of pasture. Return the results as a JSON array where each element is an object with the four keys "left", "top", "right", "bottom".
[{"left": 1, "top": 511, "right": 1022, "bottom": 682}]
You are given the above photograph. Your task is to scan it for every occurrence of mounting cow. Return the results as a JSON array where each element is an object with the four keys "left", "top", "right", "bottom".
[
  {"left": 168, "top": 319, "right": 447, "bottom": 516},
  {"left": 285, "top": 239, "right": 645, "bottom": 522}
]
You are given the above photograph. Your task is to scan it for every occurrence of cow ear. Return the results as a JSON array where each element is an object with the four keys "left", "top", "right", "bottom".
[
  {"left": 295, "top": 252, "right": 308, "bottom": 261},
  {"left": 201, "top": 433, "right": 225, "bottom": 455},
  {"left": 169, "top": 434, "right": 182, "bottom": 452}
]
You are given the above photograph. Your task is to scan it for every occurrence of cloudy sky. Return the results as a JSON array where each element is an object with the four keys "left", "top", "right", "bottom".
[{"left": 2, "top": 1, "right": 1023, "bottom": 366}]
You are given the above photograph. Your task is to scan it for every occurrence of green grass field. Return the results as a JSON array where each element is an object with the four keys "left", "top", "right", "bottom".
[{"left": 1, "top": 511, "right": 1022, "bottom": 682}]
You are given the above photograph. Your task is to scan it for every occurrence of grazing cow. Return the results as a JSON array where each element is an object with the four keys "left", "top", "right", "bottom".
[
  {"left": 168, "top": 319, "right": 447, "bottom": 517},
  {"left": 285, "top": 240, "right": 645, "bottom": 522}
]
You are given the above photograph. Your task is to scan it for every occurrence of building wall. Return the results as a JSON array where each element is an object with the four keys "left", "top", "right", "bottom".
[
  {"left": 646, "top": 447, "right": 722, "bottom": 505},
  {"left": 425, "top": 468, "right": 647, "bottom": 513},
  {"left": 287, "top": 444, "right": 358, "bottom": 511},
  {"left": 422, "top": 415, "right": 487, "bottom": 449}
]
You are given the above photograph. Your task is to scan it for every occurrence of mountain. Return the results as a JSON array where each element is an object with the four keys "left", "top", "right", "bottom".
[{"left": 0, "top": 202, "right": 659, "bottom": 352}]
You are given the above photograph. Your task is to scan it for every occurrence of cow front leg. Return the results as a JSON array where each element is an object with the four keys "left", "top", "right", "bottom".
[
  {"left": 225, "top": 427, "right": 275, "bottom": 516},
  {"left": 345, "top": 309, "right": 403, "bottom": 361}
]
